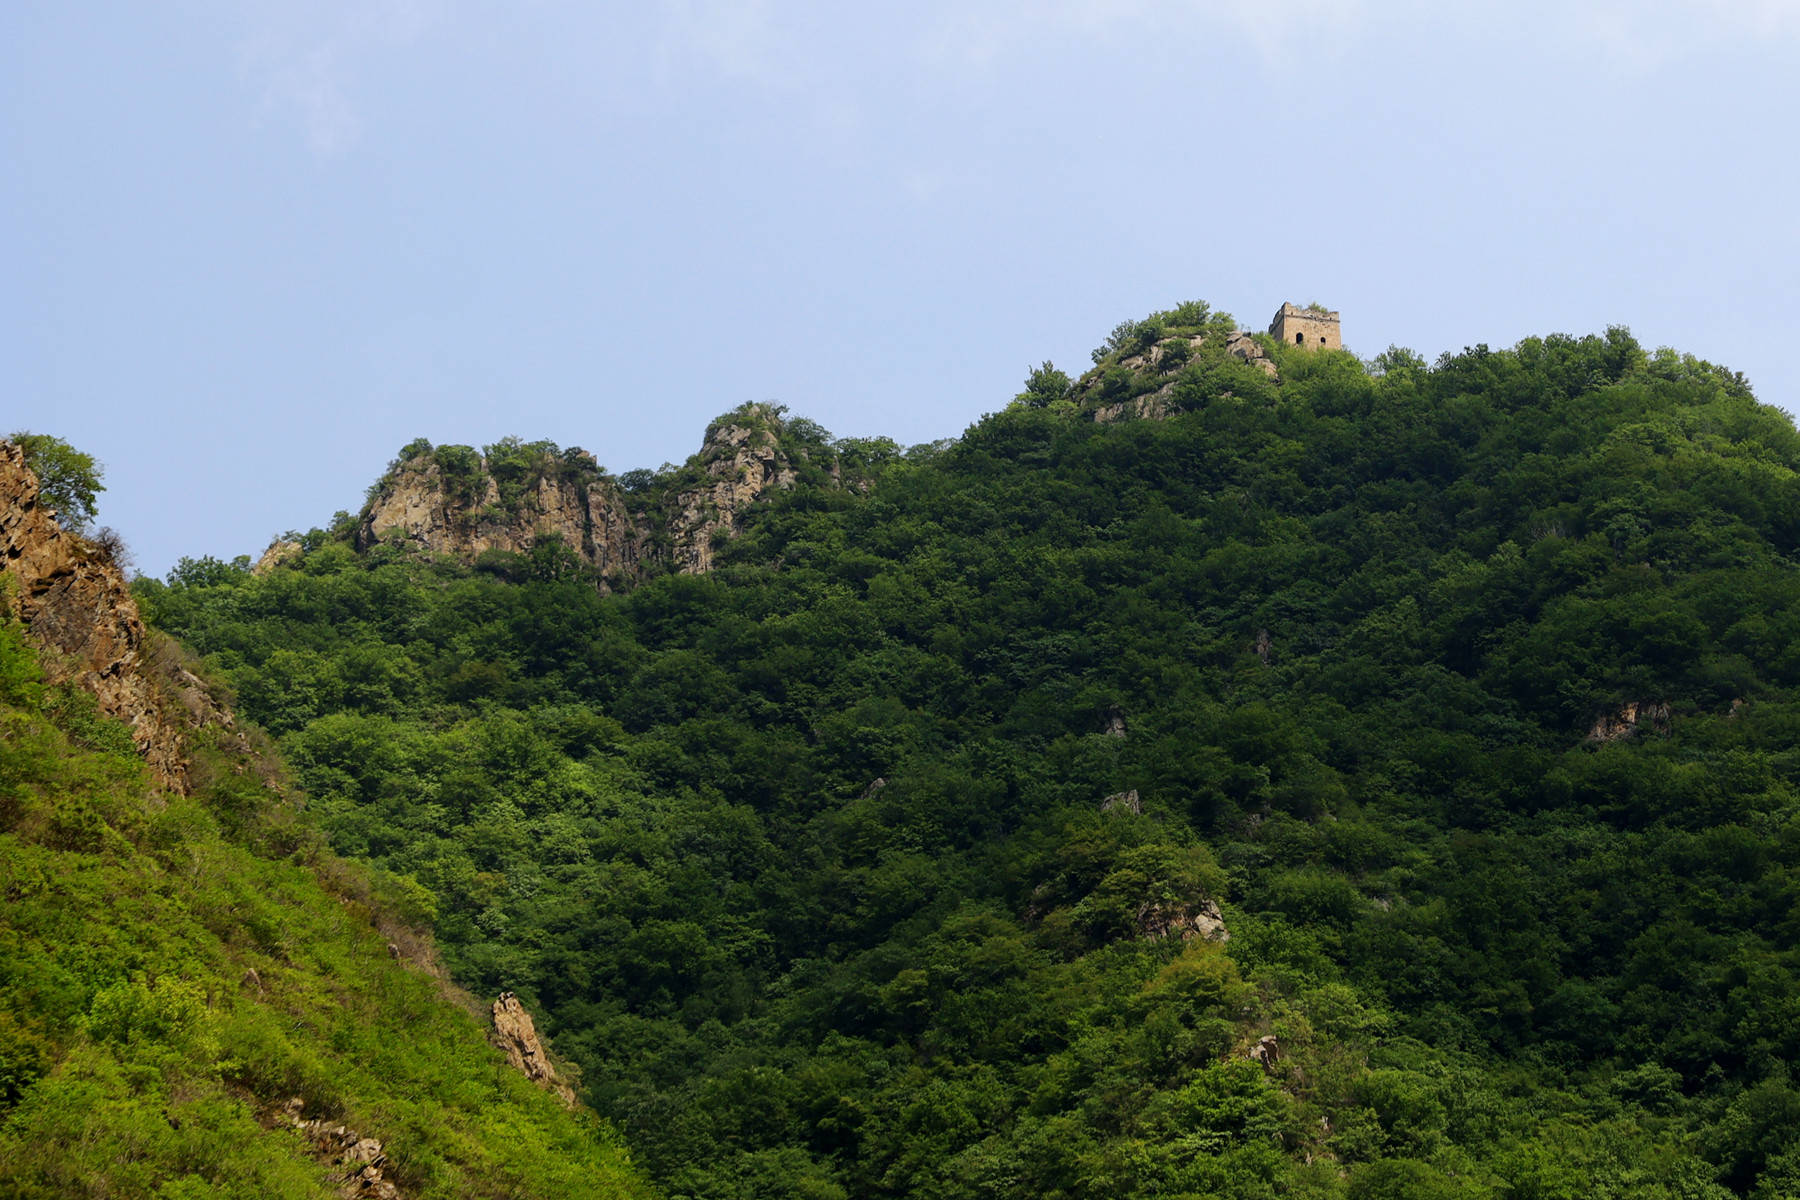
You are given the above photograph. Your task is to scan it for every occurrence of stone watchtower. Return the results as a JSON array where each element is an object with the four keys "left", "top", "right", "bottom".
[{"left": 1269, "top": 303, "right": 1341, "bottom": 350}]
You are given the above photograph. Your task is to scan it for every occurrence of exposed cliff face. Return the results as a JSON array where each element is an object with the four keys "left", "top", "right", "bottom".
[
  {"left": 1137, "top": 895, "right": 1230, "bottom": 943},
  {"left": 252, "top": 539, "right": 302, "bottom": 575},
  {"left": 491, "top": 992, "right": 576, "bottom": 1105},
  {"left": 356, "top": 407, "right": 804, "bottom": 580},
  {"left": 1587, "top": 700, "right": 1673, "bottom": 742},
  {"left": 359, "top": 453, "right": 639, "bottom": 578},
  {"left": 664, "top": 405, "right": 799, "bottom": 574},
  {"left": 0, "top": 441, "right": 232, "bottom": 793}
]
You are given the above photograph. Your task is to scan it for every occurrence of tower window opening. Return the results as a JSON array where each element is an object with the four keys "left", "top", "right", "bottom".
[{"left": 1295, "top": 332, "right": 1304, "bottom": 344}]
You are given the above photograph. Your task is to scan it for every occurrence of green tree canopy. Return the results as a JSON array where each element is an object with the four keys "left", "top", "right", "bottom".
[{"left": 11, "top": 431, "right": 104, "bottom": 531}]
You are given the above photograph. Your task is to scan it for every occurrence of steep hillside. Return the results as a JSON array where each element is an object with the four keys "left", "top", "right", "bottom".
[
  {"left": 0, "top": 444, "right": 652, "bottom": 1199},
  {"left": 0, "top": 439, "right": 230, "bottom": 792},
  {"left": 140, "top": 308, "right": 1800, "bottom": 1199}
]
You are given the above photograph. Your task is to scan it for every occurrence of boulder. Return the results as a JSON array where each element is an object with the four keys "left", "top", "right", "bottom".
[{"left": 492, "top": 992, "right": 576, "bottom": 1105}]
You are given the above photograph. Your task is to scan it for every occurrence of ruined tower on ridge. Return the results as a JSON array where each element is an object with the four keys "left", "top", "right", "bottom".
[{"left": 1269, "top": 303, "right": 1341, "bottom": 350}]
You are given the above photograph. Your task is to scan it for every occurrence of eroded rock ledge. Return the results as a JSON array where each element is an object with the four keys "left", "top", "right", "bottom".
[
  {"left": 0, "top": 440, "right": 233, "bottom": 792},
  {"left": 282, "top": 1098, "right": 404, "bottom": 1200},
  {"left": 355, "top": 403, "right": 805, "bottom": 583},
  {"left": 492, "top": 991, "right": 576, "bottom": 1105}
]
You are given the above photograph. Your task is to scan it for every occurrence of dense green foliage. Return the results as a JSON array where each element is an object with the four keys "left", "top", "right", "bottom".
[
  {"left": 0, "top": 617, "right": 649, "bottom": 1198},
  {"left": 139, "top": 318, "right": 1800, "bottom": 1197},
  {"left": 11, "top": 431, "right": 104, "bottom": 532}
]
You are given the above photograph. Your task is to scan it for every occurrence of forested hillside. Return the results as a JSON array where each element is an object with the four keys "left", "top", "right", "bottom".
[
  {"left": 0, "top": 453, "right": 650, "bottom": 1198},
  {"left": 138, "top": 310, "right": 1800, "bottom": 1198}
]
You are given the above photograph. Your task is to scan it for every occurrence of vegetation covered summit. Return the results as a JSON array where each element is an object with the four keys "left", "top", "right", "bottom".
[{"left": 20, "top": 304, "right": 1800, "bottom": 1198}]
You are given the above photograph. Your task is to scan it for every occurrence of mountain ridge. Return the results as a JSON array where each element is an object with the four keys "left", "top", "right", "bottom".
[
  {"left": 353, "top": 401, "right": 830, "bottom": 585},
  {"left": 133, "top": 306, "right": 1800, "bottom": 1198}
]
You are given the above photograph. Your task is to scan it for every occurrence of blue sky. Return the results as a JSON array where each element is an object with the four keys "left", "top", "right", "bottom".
[{"left": 7, "top": 1, "right": 1798, "bottom": 578}]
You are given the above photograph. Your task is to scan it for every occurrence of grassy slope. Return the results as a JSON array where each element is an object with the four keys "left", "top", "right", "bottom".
[{"left": 0, "top": 615, "right": 652, "bottom": 1199}]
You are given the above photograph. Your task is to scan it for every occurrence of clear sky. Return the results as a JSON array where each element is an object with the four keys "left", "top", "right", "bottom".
[{"left": 7, "top": 1, "right": 1798, "bottom": 578}]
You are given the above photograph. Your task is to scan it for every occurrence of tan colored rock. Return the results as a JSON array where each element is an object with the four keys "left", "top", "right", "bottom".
[
  {"left": 664, "top": 405, "right": 799, "bottom": 574},
  {"left": 1094, "top": 382, "right": 1176, "bottom": 424},
  {"left": 1081, "top": 321, "right": 1289, "bottom": 420},
  {"left": 1189, "top": 898, "right": 1230, "bottom": 942},
  {"left": 1224, "top": 330, "right": 1279, "bottom": 378},
  {"left": 1247, "top": 1034, "right": 1280, "bottom": 1072},
  {"left": 1137, "top": 895, "right": 1229, "bottom": 943},
  {"left": 286, "top": 1100, "right": 403, "bottom": 1199},
  {"left": 358, "top": 451, "right": 639, "bottom": 581},
  {"left": 492, "top": 991, "right": 576, "bottom": 1105},
  {"left": 252, "top": 539, "right": 303, "bottom": 575},
  {"left": 360, "top": 413, "right": 811, "bottom": 580},
  {"left": 1587, "top": 700, "right": 1672, "bottom": 742},
  {"left": 0, "top": 440, "right": 231, "bottom": 793}
]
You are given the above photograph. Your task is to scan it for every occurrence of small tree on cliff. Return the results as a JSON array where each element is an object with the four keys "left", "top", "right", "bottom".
[{"left": 10, "top": 432, "right": 104, "bottom": 532}]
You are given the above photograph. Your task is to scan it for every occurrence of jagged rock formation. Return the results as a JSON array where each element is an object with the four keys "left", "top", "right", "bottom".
[
  {"left": 1093, "top": 385, "right": 1178, "bottom": 424},
  {"left": 357, "top": 405, "right": 803, "bottom": 581},
  {"left": 1587, "top": 700, "right": 1673, "bottom": 742},
  {"left": 252, "top": 539, "right": 302, "bottom": 575},
  {"left": 1137, "top": 895, "right": 1230, "bottom": 943},
  {"left": 1223, "top": 329, "right": 1278, "bottom": 375},
  {"left": 359, "top": 449, "right": 639, "bottom": 579},
  {"left": 0, "top": 440, "right": 231, "bottom": 792},
  {"left": 282, "top": 1099, "right": 403, "bottom": 1199},
  {"left": 1081, "top": 324, "right": 1280, "bottom": 424},
  {"left": 492, "top": 992, "right": 576, "bottom": 1105},
  {"left": 663, "top": 406, "right": 799, "bottom": 574}
]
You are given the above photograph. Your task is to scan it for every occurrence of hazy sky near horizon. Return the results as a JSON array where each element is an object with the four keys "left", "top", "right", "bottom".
[{"left": 7, "top": 1, "right": 1798, "bottom": 577}]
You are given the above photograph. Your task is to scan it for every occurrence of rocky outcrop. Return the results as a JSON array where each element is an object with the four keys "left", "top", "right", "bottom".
[
  {"left": 282, "top": 1099, "right": 403, "bottom": 1199},
  {"left": 252, "top": 539, "right": 302, "bottom": 575},
  {"left": 1101, "top": 789, "right": 1141, "bottom": 815},
  {"left": 1587, "top": 700, "right": 1672, "bottom": 742},
  {"left": 492, "top": 992, "right": 575, "bottom": 1105},
  {"left": 1080, "top": 325, "right": 1280, "bottom": 422},
  {"left": 358, "top": 409, "right": 805, "bottom": 581},
  {"left": 0, "top": 440, "right": 231, "bottom": 792},
  {"left": 358, "top": 450, "right": 639, "bottom": 580},
  {"left": 1094, "top": 383, "right": 1177, "bottom": 424},
  {"left": 1137, "top": 896, "right": 1229, "bottom": 943},
  {"left": 663, "top": 405, "right": 799, "bottom": 574},
  {"left": 1223, "top": 330, "right": 1278, "bottom": 376}
]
